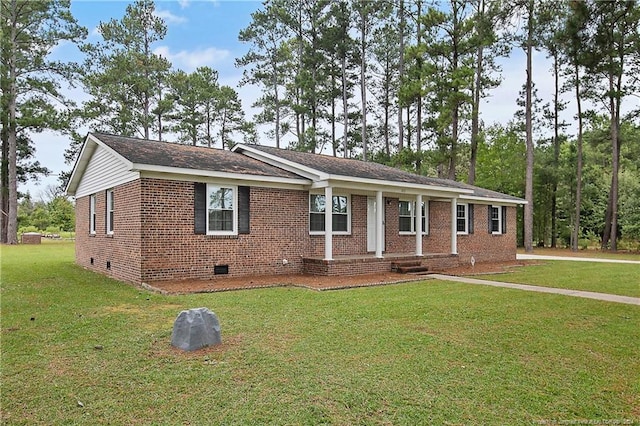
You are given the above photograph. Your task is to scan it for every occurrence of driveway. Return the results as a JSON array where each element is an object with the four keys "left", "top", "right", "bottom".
[{"left": 517, "top": 254, "right": 640, "bottom": 264}]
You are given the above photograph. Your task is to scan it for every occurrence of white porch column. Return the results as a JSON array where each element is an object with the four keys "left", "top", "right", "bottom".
[
  {"left": 415, "top": 194, "right": 423, "bottom": 257},
  {"left": 324, "top": 186, "right": 333, "bottom": 260},
  {"left": 375, "top": 190, "right": 384, "bottom": 258},
  {"left": 450, "top": 197, "right": 458, "bottom": 255}
]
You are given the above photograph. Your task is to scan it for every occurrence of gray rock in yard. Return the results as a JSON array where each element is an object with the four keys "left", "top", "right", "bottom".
[{"left": 171, "top": 307, "right": 221, "bottom": 351}]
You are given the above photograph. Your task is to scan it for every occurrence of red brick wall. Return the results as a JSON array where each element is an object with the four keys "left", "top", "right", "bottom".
[
  {"left": 384, "top": 199, "right": 517, "bottom": 264},
  {"left": 308, "top": 194, "right": 368, "bottom": 257},
  {"left": 75, "top": 180, "right": 142, "bottom": 284},
  {"left": 139, "top": 179, "right": 313, "bottom": 282},
  {"left": 385, "top": 199, "right": 452, "bottom": 254},
  {"left": 457, "top": 204, "right": 517, "bottom": 265},
  {"left": 75, "top": 177, "right": 518, "bottom": 284}
]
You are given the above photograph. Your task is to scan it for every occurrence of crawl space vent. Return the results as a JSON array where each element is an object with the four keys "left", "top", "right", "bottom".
[{"left": 214, "top": 265, "right": 229, "bottom": 275}]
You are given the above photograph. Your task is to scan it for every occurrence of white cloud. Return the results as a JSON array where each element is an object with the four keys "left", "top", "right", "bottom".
[
  {"left": 89, "top": 26, "right": 102, "bottom": 38},
  {"left": 154, "top": 45, "right": 230, "bottom": 72},
  {"left": 153, "top": 9, "right": 187, "bottom": 24},
  {"left": 178, "top": 0, "right": 190, "bottom": 9}
]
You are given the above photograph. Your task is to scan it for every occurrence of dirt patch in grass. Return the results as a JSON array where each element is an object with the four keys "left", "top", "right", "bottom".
[{"left": 146, "top": 261, "right": 534, "bottom": 295}]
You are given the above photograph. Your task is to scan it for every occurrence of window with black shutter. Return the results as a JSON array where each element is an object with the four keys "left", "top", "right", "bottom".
[
  {"left": 501, "top": 205, "right": 507, "bottom": 234},
  {"left": 488, "top": 205, "right": 505, "bottom": 235},
  {"left": 238, "top": 186, "right": 250, "bottom": 234},
  {"left": 194, "top": 183, "right": 248, "bottom": 235},
  {"left": 194, "top": 182, "right": 207, "bottom": 235}
]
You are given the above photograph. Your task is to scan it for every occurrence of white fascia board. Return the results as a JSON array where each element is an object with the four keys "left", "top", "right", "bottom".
[
  {"left": 66, "top": 134, "right": 134, "bottom": 196},
  {"left": 65, "top": 135, "right": 95, "bottom": 196},
  {"left": 460, "top": 195, "right": 528, "bottom": 205},
  {"left": 315, "top": 175, "right": 474, "bottom": 196},
  {"left": 233, "top": 144, "right": 327, "bottom": 180},
  {"left": 135, "top": 164, "right": 310, "bottom": 187}
]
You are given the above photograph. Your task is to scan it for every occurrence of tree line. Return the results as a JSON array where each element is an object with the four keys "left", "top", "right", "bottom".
[{"left": 1, "top": 0, "right": 639, "bottom": 252}]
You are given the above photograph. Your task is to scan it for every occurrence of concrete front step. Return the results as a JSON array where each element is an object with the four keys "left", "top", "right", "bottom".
[
  {"left": 396, "top": 265, "right": 430, "bottom": 274},
  {"left": 391, "top": 261, "right": 429, "bottom": 274}
]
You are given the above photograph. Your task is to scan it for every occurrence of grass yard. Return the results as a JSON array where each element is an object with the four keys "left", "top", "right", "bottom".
[
  {"left": 483, "top": 261, "right": 640, "bottom": 298},
  {"left": 1, "top": 242, "right": 639, "bottom": 425}
]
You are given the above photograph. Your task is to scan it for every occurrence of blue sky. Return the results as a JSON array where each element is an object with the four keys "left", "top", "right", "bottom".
[{"left": 24, "top": 0, "right": 560, "bottom": 199}]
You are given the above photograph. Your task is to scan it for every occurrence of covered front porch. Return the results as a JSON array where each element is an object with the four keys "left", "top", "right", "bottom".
[
  {"left": 302, "top": 252, "right": 459, "bottom": 276},
  {"left": 316, "top": 185, "right": 468, "bottom": 262}
]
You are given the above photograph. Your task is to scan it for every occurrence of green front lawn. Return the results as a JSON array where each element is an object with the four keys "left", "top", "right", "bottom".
[{"left": 2, "top": 243, "right": 638, "bottom": 424}]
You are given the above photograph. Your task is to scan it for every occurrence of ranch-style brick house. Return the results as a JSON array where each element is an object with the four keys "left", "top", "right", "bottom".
[{"left": 66, "top": 133, "right": 526, "bottom": 285}]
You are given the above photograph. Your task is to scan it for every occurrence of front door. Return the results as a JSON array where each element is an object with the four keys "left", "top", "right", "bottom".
[{"left": 367, "top": 197, "right": 385, "bottom": 252}]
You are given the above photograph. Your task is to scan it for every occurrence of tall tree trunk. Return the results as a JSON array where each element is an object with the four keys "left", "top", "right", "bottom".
[
  {"left": 571, "top": 62, "right": 583, "bottom": 252},
  {"left": 469, "top": 0, "right": 485, "bottom": 185},
  {"left": 384, "top": 62, "right": 390, "bottom": 156},
  {"left": 206, "top": 108, "right": 212, "bottom": 148},
  {"left": 360, "top": 7, "right": 368, "bottom": 161},
  {"left": 7, "top": 0, "right": 19, "bottom": 244},
  {"left": 157, "top": 85, "right": 163, "bottom": 142},
  {"left": 1, "top": 133, "right": 8, "bottom": 244},
  {"left": 602, "top": 73, "right": 620, "bottom": 251},
  {"left": 143, "top": 29, "right": 150, "bottom": 139},
  {"left": 551, "top": 52, "right": 559, "bottom": 248},
  {"left": 406, "top": 106, "right": 411, "bottom": 150},
  {"left": 448, "top": 1, "right": 460, "bottom": 181},
  {"left": 331, "top": 72, "right": 337, "bottom": 156},
  {"left": 1, "top": 71, "right": 8, "bottom": 243},
  {"left": 342, "top": 52, "right": 348, "bottom": 158},
  {"left": 415, "top": 0, "right": 422, "bottom": 170},
  {"left": 398, "top": 0, "right": 405, "bottom": 152},
  {"left": 523, "top": 0, "right": 534, "bottom": 253},
  {"left": 274, "top": 66, "right": 281, "bottom": 149}
]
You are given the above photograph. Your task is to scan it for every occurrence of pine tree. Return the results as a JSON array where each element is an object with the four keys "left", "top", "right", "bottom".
[
  {"left": 81, "top": 0, "right": 170, "bottom": 140},
  {"left": 0, "top": 0, "right": 85, "bottom": 244},
  {"left": 237, "top": 2, "right": 293, "bottom": 148}
]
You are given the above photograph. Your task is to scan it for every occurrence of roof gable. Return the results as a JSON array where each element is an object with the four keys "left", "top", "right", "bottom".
[
  {"left": 66, "top": 133, "right": 309, "bottom": 196},
  {"left": 94, "top": 133, "right": 301, "bottom": 179}
]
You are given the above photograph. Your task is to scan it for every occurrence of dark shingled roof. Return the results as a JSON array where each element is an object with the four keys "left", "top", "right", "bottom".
[
  {"left": 89, "top": 133, "right": 524, "bottom": 203},
  {"left": 248, "top": 145, "right": 457, "bottom": 188},
  {"left": 246, "top": 145, "right": 524, "bottom": 202},
  {"left": 92, "top": 133, "right": 302, "bottom": 180}
]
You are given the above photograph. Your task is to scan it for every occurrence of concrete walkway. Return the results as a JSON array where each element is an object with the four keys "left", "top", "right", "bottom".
[
  {"left": 517, "top": 253, "right": 640, "bottom": 264},
  {"left": 429, "top": 274, "right": 640, "bottom": 306}
]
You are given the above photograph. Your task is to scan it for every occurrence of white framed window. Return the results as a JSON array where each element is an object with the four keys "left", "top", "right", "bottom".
[
  {"left": 207, "top": 185, "right": 237, "bottom": 235},
  {"left": 399, "top": 200, "right": 428, "bottom": 234},
  {"left": 309, "top": 194, "right": 350, "bottom": 234},
  {"left": 89, "top": 194, "right": 96, "bottom": 235},
  {"left": 490, "top": 205, "right": 502, "bottom": 234},
  {"left": 456, "top": 203, "right": 468, "bottom": 234},
  {"left": 106, "top": 189, "right": 114, "bottom": 234}
]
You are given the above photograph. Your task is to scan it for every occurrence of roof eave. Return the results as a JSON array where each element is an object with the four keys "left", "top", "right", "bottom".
[
  {"left": 314, "top": 175, "right": 475, "bottom": 195},
  {"left": 133, "top": 163, "right": 311, "bottom": 186},
  {"left": 459, "top": 194, "right": 527, "bottom": 205},
  {"left": 65, "top": 133, "right": 95, "bottom": 196}
]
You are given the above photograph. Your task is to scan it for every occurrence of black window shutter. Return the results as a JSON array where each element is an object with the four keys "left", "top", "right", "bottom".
[
  {"left": 105, "top": 191, "right": 109, "bottom": 234},
  {"left": 238, "top": 186, "right": 250, "bottom": 234},
  {"left": 487, "top": 205, "right": 492, "bottom": 233},
  {"left": 194, "top": 183, "right": 206, "bottom": 234},
  {"left": 501, "top": 205, "right": 507, "bottom": 234},
  {"left": 468, "top": 204, "right": 474, "bottom": 234}
]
